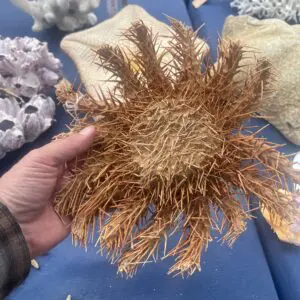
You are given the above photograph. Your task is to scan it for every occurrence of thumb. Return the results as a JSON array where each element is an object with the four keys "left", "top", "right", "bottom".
[{"left": 33, "top": 126, "right": 96, "bottom": 166}]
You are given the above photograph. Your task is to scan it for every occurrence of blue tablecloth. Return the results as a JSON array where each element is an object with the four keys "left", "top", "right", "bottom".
[{"left": 0, "top": 0, "right": 298, "bottom": 299}]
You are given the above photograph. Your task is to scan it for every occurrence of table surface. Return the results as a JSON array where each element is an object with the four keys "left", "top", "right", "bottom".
[{"left": 1, "top": 0, "right": 300, "bottom": 299}]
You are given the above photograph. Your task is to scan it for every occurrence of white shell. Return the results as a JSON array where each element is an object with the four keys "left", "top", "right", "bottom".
[
  {"left": 0, "top": 97, "right": 20, "bottom": 117},
  {"left": 29, "top": 94, "right": 56, "bottom": 118},
  {"left": 0, "top": 111, "right": 25, "bottom": 154},
  {"left": 17, "top": 94, "right": 55, "bottom": 142},
  {"left": 31, "top": 259, "right": 40, "bottom": 270},
  {"left": 0, "top": 93, "right": 55, "bottom": 157}
]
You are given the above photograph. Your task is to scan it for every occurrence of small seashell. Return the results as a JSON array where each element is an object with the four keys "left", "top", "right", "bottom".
[
  {"left": 192, "top": 0, "right": 207, "bottom": 9},
  {"left": 11, "top": 73, "right": 41, "bottom": 98},
  {"left": 31, "top": 259, "right": 40, "bottom": 269}
]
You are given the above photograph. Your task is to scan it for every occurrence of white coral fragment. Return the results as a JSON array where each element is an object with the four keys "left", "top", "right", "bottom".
[
  {"left": 10, "top": 0, "right": 102, "bottom": 32},
  {"left": 230, "top": 0, "right": 300, "bottom": 23}
]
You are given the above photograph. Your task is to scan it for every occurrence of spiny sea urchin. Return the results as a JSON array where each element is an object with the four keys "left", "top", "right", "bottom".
[{"left": 55, "top": 18, "right": 300, "bottom": 277}]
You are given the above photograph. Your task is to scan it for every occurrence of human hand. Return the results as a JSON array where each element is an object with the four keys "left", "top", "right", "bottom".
[{"left": 0, "top": 126, "right": 95, "bottom": 257}]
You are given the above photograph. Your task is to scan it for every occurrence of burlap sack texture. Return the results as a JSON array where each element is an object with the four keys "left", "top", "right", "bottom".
[
  {"left": 60, "top": 4, "right": 209, "bottom": 102},
  {"left": 223, "top": 15, "right": 300, "bottom": 145}
]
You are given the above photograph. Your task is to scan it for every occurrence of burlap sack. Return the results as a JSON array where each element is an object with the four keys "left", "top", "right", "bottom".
[{"left": 223, "top": 16, "right": 300, "bottom": 145}]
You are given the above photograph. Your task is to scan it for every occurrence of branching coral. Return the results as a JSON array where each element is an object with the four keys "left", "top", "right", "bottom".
[
  {"left": 55, "top": 19, "right": 300, "bottom": 277},
  {"left": 230, "top": 0, "right": 300, "bottom": 23},
  {"left": 10, "top": 0, "right": 101, "bottom": 32}
]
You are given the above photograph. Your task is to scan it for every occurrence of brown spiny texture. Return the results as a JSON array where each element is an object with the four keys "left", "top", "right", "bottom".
[{"left": 55, "top": 19, "right": 300, "bottom": 277}]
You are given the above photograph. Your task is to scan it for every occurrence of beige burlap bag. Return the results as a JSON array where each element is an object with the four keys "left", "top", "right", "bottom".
[{"left": 223, "top": 15, "right": 300, "bottom": 145}]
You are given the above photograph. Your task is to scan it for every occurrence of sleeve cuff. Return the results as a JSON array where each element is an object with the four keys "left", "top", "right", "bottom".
[{"left": 0, "top": 202, "right": 31, "bottom": 297}]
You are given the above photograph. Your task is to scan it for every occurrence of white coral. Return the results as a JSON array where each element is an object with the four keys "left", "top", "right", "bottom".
[
  {"left": 10, "top": 0, "right": 102, "bottom": 32},
  {"left": 230, "top": 0, "right": 300, "bottom": 23}
]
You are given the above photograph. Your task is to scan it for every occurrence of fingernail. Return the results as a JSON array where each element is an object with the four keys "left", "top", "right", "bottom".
[{"left": 79, "top": 126, "right": 95, "bottom": 137}]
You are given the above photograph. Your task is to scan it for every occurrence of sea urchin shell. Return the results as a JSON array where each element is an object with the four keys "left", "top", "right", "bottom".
[{"left": 55, "top": 19, "right": 300, "bottom": 277}]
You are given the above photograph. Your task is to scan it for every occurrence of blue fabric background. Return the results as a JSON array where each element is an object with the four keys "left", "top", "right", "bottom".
[{"left": 0, "top": 0, "right": 299, "bottom": 299}]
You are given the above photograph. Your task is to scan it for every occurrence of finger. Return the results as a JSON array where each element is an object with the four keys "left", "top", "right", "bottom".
[
  {"left": 34, "top": 126, "right": 96, "bottom": 166},
  {"left": 66, "top": 152, "right": 86, "bottom": 172},
  {"left": 54, "top": 169, "right": 73, "bottom": 195}
]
